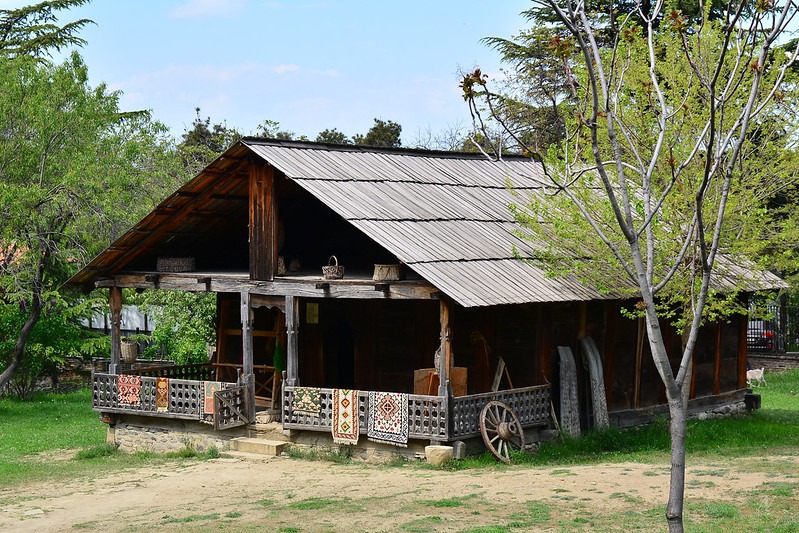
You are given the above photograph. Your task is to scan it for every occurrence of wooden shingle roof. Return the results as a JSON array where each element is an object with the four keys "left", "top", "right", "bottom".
[
  {"left": 66, "top": 138, "right": 786, "bottom": 307},
  {"left": 243, "top": 139, "right": 631, "bottom": 306}
]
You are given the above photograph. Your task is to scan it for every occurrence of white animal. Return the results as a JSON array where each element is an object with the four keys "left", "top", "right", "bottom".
[{"left": 747, "top": 367, "right": 767, "bottom": 387}]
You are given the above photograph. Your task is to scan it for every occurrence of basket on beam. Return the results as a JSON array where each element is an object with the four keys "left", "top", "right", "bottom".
[
  {"left": 121, "top": 340, "right": 138, "bottom": 364},
  {"left": 322, "top": 255, "right": 345, "bottom": 279},
  {"left": 157, "top": 256, "right": 195, "bottom": 272}
]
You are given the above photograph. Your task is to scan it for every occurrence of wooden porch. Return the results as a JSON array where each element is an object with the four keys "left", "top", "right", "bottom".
[{"left": 92, "top": 364, "right": 552, "bottom": 445}]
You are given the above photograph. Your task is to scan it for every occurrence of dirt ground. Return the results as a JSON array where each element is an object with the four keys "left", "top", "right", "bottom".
[{"left": 1, "top": 452, "right": 797, "bottom": 532}]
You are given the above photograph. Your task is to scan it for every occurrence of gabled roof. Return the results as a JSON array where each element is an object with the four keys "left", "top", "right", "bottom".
[
  {"left": 66, "top": 138, "right": 785, "bottom": 307},
  {"left": 243, "top": 139, "right": 627, "bottom": 307}
]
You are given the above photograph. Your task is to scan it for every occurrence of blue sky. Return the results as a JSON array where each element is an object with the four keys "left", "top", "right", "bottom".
[{"left": 1, "top": 0, "right": 532, "bottom": 144}]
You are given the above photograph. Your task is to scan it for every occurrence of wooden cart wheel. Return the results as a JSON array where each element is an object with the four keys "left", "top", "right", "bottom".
[{"left": 479, "top": 400, "right": 525, "bottom": 464}]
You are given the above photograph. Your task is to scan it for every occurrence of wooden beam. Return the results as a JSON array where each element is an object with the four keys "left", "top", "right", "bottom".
[
  {"left": 109, "top": 287, "right": 122, "bottom": 374},
  {"left": 285, "top": 295, "right": 299, "bottom": 387},
  {"left": 240, "top": 292, "right": 256, "bottom": 413},
  {"left": 104, "top": 273, "right": 440, "bottom": 300},
  {"left": 374, "top": 283, "right": 390, "bottom": 293},
  {"left": 438, "top": 298, "right": 452, "bottom": 396},
  {"left": 737, "top": 310, "right": 748, "bottom": 389},
  {"left": 249, "top": 158, "right": 276, "bottom": 281},
  {"left": 713, "top": 322, "right": 722, "bottom": 395},
  {"left": 241, "top": 292, "right": 253, "bottom": 377}
]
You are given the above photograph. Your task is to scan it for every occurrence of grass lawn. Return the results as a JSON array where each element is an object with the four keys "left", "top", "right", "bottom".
[
  {"left": 0, "top": 368, "right": 797, "bottom": 532},
  {"left": 0, "top": 387, "right": 216, "bottom": 487}
]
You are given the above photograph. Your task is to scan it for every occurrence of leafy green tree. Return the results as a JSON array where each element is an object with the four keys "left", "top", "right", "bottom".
[
  {"left": 129, "top": 290, "right": 216, "bottom": 365},
  {"left": 0, "top": 0, "right": 92, "bottom": 59},
  {"left": 353, "top": 118, "right": 402, "bottom": 147},
  {"left": 0, "top": 294, "right": 106, "bottom": 398},
  {"left": 316, "top": 128, "right": 350, "bottom": 145},
  {"left": 253, "top": 118, "right": 300, "bottom": 140},
  {"left": 464, "top": 2, "right": 798, "bottom": 531},
  {"left": 0, "top": 52, "right": 178, "bottom": 392},
  {"left": 177, "top": 108, "right": 241, "bottom": 175}
]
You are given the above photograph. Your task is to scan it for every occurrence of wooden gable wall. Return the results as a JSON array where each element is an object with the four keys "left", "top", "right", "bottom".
[{"left": 249, "top": 158, "right": 277, "bottom": 281}]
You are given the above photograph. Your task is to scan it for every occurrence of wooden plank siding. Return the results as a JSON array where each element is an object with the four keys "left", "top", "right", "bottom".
[
  {"left": 249, "top": 158, "right": 275, "bottom": 281},
  {"left": 68, "top": 139, "right": 773, "bottom": 436}
]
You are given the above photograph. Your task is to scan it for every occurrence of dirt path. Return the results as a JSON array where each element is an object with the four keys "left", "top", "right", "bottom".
[{"left": 1, "top": 453, "right": 796, "bottom": 532}]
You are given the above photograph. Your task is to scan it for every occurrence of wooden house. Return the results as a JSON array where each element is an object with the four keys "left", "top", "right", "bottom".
[{"left": 66, "top": 138, "right": 784, "bottom": 459}]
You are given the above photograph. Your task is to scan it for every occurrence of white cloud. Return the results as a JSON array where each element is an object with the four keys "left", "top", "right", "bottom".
[
  {"left": 170, "top": 0, "right": 246, "bottom": 19},
  {"left": 273, "top": 64, "right": 300, "bottom": 75}
]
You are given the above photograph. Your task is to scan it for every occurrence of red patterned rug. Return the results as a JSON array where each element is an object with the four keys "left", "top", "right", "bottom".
[
  {"left": 332, "top": 389, "right": 359, "bottom": 445},
  {"left": 117, "top": 374, "right": 141, "bottom": 405},
  {"left": 203, "top": 381, "right": 223, "bottom": 416},
  {"left": 367, "top": 391, "right": 408, "bottom": 447},
  {"left": 156, "top": 377, "right": 169, "bottom": 412}
]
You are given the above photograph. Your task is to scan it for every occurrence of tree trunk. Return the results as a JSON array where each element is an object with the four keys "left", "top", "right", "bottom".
[
  {"left": 666, "top": 395, "right": 688, "bottom": 532},
  {"left": 0, "top": 294, "right": 42, "bottom": 392}
]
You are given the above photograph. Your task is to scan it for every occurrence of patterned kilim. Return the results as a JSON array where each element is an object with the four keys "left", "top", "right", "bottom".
[
  {"left": 203, "top": 381, "right": 223, "bottom": 416},
  {"left": 367, "top": 391, "right": 409, "bottom": 447},
  {"left": 293, "top": 386, "right": 321, "bottom": 415},
  {"left": 332, "top": 389, "right": 359, "bottom": 445},
  {"left": 117, "top": 374, "right": 141, "bottom": 405},
  {"left": 156, "top": 377, "right": 169, "bottom": 412}
]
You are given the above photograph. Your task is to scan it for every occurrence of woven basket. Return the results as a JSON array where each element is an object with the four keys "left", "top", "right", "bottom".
[
  {"left": 373, "top": 264, "right": 403, "bottom": 281},
  {"left": 322, "top": 255, "right": 345, "bottom": 279},
  {"left": 157, "top": 256, "right": 195, "bottom": 272},
  {"left": 121, "top": 340, "right": 138, "bottom": 364}
]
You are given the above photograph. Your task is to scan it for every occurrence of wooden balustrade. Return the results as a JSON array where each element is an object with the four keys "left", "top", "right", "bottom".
[{"left": 282, "top": 386, "right": 449, "bottom": 441}]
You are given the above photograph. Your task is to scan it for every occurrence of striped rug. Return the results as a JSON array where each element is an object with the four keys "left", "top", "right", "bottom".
[{"left": 332, "top": 389, "right": 359, "bottom": 445}]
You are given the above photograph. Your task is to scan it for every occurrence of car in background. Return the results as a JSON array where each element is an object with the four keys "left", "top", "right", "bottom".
[{"left": 747, "top": 319, "right": 775, "bottom": 351}]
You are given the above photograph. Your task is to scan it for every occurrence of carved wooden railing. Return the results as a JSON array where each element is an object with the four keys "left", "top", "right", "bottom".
[
  {"left": 449, "top": 384, "right": 551, "bottom": 439},
  {"left": 92, "top": 373, "right": 239, "bottom": 425},
  {"left": 135, "top": 363, "right": 215, "bottom": 381},
  {"left": 282, "top": 386, "right": 449, "bottom": 441},
  {"left": 213, "top": 385, "right": 250, "bottom": 430}
]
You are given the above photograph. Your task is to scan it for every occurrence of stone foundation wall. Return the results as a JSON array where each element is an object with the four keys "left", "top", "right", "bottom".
[
  {"left": 747, "top": 353, "right": 799, "bottom": 371},
  {"left": 106, "top": 415, "right": 247, "bottom": 454},
  {"left": 691, "top": 400, "right": 747, "bottom": 421}
]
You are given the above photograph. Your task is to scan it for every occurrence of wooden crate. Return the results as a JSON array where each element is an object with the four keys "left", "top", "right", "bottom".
[{"left": 414, "top": 367, "right": 467, "bottom": 396}]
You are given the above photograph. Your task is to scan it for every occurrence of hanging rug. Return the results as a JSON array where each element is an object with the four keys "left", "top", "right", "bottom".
[
  {"left": 117, "top": 374, "right": 141, "bottom": 406},
  {"left": 293, "top": 386, "right": 321, "bottom": 415},
  {"left": 156, "top": 377, "right": 169, "bottom": 412},
  {"left": 332, "top": 388, "right": 359, "bottom": 445},
  {"left": 367, "top": 391, "right": 409, "bottom": 447},
  {"left": 203, "top": 381, "right": 223, "bottom": 417}
]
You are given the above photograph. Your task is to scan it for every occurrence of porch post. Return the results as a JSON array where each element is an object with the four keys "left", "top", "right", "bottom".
[
  {"left": 109, "top": 286, "right": 122, "bottom": 374},
  {"left": 285, "top": 295, "right": 299, "bottom": 387},
  {"left": 437, "top": 297, "right": 452, "bottom": 396},
  {"left": 240, "top": 291, "right": 256, "bottom": 418}
]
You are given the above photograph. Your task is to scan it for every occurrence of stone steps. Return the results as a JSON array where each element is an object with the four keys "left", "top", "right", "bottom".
[
  {"left": 230, "top": 436, "right": 287, "bottom": 456},
  {"left": 249, "top": 422, "right": 290, "bottom": 441}
]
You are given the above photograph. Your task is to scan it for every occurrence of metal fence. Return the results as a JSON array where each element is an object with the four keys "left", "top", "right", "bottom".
[{"left": 748, "top": 304, "right": 799, "bottom": 353}]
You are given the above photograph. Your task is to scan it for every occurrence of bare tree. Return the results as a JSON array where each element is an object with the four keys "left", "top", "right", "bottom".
[{"left": 463, "top": 2, "right": 799, "bottom": 531}]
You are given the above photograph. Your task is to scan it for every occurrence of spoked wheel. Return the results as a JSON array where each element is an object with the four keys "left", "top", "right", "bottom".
[{"left": 479, "top": 400, "right": 525, "bottom": 464}]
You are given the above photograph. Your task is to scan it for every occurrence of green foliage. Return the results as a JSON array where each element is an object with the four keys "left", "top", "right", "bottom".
[
  {"left": 0, "top": 295, "right": 105, "bottom": 399},
  {"left": 474, "top": 4, "right": 799, "bottom": 329},
  {"left": 176, "top": 107, "right": 241, "bottom": 174},
  {"left": 129, "top": 290, "right": 216, "bottom": 365},
  {"left": 0, "top": 49, "right": 180, "bottom": 390},
  {"left": 315, "top": 127, "right": 351, "bottom": 144},
  {"left": 75, "top": 443, "right": 119, "bottom": 460},
  {"left": 352, "top": 118, "right": 402, "bottom": 147},
  {"left": 0, "top": 0, "right": 92, "bottom": 59}
]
